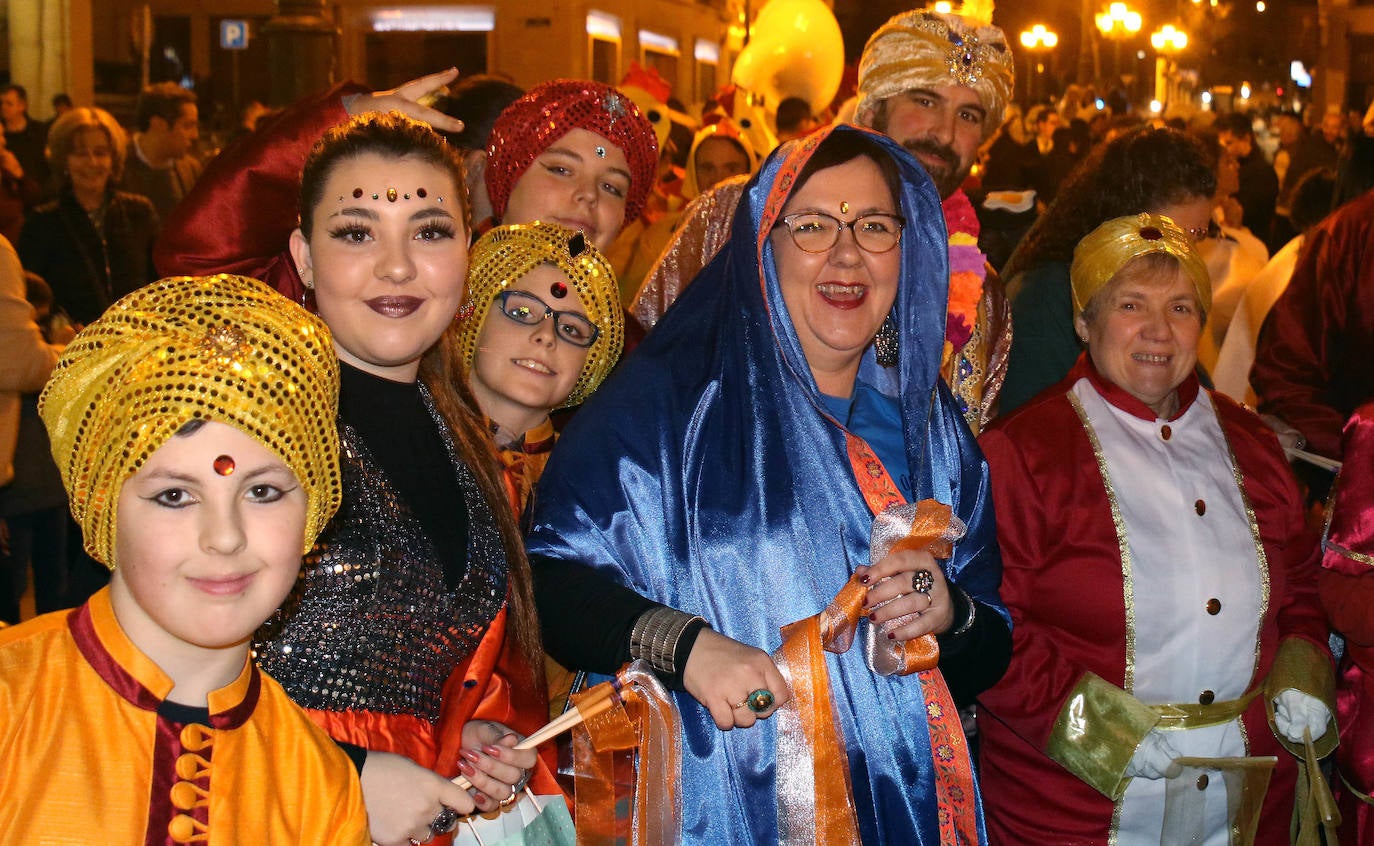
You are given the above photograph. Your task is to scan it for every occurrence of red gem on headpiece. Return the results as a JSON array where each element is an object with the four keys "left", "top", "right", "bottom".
[
  {"left": 551, "top": 281, "right": 568, "bottom": 299},
  {"left": 352, "top": 188, "right": 363, "bottom": 199},
  {"left": 213, "top": 455, "right": 236, "bottom": 476},
  {"left": 1139, "top": 226, "right": 1164, "bottom": 241}
]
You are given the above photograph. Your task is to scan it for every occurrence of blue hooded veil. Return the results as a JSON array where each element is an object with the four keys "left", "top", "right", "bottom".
[{"left": 526, "top": 124, "right": 1004, "bottom": 844}]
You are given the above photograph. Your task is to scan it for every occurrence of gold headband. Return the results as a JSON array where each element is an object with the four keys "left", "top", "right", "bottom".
[
  {"left": 38, "top": 275, "right": 342, "bottom": 568},
  {"left": 856, "top": 10, "right": 1015, "bottom": 133},
  {"left": 1070, "top": 213, "right": 1212, "bottom": 316},
  {"left": 456, "top": 222, "right": 624, "bottom": 409}
]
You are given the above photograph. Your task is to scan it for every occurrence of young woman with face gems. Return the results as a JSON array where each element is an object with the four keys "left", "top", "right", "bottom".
[{"left": 158, "top": 103, "right": 560, "bottom": 846}]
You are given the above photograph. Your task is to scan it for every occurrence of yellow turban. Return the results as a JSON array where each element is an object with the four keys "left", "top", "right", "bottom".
[
  {"left": 1070, "top": 213, "right": 1212, "bottom": 316},
  {"left": 38, "top": 275, "right": 342, "bottom": 567},
  {"left": 856, "top": 9, "right": 1015, "bottom": 133},
  {"left": 456, "top": 222, "right": 624, "bottom": 409}
]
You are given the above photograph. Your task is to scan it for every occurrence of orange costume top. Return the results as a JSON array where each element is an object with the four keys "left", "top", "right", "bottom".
[{"left": 0, "top": 588, "right": 369, "bottom": 845}]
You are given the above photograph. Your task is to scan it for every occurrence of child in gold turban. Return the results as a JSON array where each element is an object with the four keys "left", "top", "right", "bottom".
[
  {"left": 0, "top": 274, "right": 368, "bottom": 844},
  {"left": 456, "top": 221, "right": 623, "bottom": 513}
]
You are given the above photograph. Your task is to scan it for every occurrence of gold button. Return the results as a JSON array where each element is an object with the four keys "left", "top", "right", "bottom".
[
  {"left": 1197, "top": 773, "right": 1210, "bottom": 790},
  {"left": 1161, "top": 425, "right": 1173, "bottom": 441},
  {"left": 1199, "top": 690, "right": 1215, "bottom": 705},
  {"left": 1194, "top": 499, "right": 1206, "bottom": 516},
  {"left": 1206, "top": 598, "right": 1221, "bottom": 615}
]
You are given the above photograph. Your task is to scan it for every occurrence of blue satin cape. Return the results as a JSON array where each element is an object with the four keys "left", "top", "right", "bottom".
[{"left": 526, "top": 125, "right": 1005, "bottom": 845}]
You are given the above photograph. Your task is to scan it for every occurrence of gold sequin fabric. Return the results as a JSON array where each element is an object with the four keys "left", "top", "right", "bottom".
[
  {"left": 485, "top": 79, "right": 659, "bottom": 225},
  {"left": 457, "top": 222, "right": 624, "bottom": 409},
  {"left": 37, "top": 274, "right": 341, "bottom": 568},
  {"left": 856, "top": 10, "right": 1015, "bottom": 131},
  {"left": 254, "top": 384, "right": 506, "bottom": 718},
  {"left": 1070, "top": 213, "right": 1212, "bottom": 315}
]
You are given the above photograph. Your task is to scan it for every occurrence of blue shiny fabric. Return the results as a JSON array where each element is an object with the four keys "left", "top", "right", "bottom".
[{"left": 527, "top": 125, "right": 1005, "bottom": 845}]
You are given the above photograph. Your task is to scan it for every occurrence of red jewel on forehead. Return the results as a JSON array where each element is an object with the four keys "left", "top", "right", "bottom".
[
  {"left": 1139, "top": 226, "right": 1163, "bottom": 241},
  {"left": 213, "top": 455, "right": 236, "bottom": 476},
  {"left": 550, "top": 281, "right": 569, "bottom": 299},
  {"left": 417, "top": 188, "right": 427, "bottom": 198},
  {"left": 352, "top": 188, "right": 363, "bottom": 199}
]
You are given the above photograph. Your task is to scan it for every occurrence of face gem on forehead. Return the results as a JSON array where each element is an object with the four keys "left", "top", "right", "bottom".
[
  {"left": 595, "top": 145, "right": 607, "bottom": 158},
  {"left": 213, "top": 455, "right": 236, "bottom": 476},
  {"left": 352, "top": 188, "right": 364, "bottom": 199},
  {"left": 550, "top": 281, "right": 569, "bottom": 299},
  {"left": 840, "top": 201, "right": 850, "bottom": 215},
  {"left": 386, "top": 188, "right": 398, "bottom": 202}
]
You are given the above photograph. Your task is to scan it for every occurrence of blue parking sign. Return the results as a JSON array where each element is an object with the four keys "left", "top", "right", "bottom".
[{"left": 220, "top": 19, "right": 249, "bottom": 50}]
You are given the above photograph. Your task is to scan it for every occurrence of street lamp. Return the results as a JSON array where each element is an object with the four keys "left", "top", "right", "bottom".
[
  {"left": 1150, "top": 25, "right": 1188, "bottom": 112},
  {"left": 1019, "top": 25, "right": 1059, "bottom": 107},
  {"left": 1095, "top": 3, "right": 1142, "bottom": 87}
]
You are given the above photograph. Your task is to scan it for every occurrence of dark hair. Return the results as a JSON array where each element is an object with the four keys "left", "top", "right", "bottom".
[
  {"left": 1005, "top": 128, "right": 1217, "bottom": 281},
  {"left": 434, "top": 75, "right": 524, "bottom": 151},
  {"left": 1290, "top": 167, "right": 1337, "bottom": 232},
  {"left": 23, "top": 271, "right": 51, "bottom": 309},
  {"left": 791, "top": 131, "right": 903, "bottom": 212},
  {"left": 1215, "top": 112, "right": 1254, "bottom": 140},
  {"left": 297, "top": 112, "right": 470, "bottom": 239},
  {"left": 2, "top": 85, "right": 27, "bottom": 103},
  {"left": 51, "top": 93, "right": 72, "bottom": 110},
  {"left": 135, "top": 82, "right": 197, "bottom": 132},
  {"left": 776, "top": 97, "right": 814, "bottom": 134},
  {"left": 296, "top": 113, "right": 542, "bottom": 680},
  {"left": 175, "top": 418, "right": 207, "bottom": 437}
]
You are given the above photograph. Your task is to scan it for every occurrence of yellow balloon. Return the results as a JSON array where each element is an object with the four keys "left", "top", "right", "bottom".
[{"left": 731, "top": 0, "right": 844, "bottom": 118}]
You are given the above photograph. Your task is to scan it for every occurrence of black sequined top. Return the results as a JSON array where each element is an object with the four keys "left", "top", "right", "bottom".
[{"left": 256, "top": 366, "right": 507, "bottom": 721}]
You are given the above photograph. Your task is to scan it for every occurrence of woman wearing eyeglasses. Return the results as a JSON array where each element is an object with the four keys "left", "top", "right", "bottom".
[
  {"left": 525, "top": 126, "right": 1012, "bottom": 844},
  {"left": 454, "top": 222, "right": 623, "bottom": 513}
]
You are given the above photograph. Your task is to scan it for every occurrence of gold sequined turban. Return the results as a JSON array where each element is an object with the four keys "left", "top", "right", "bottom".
[
  {"left": 38, "top": 275, "right": 342, "bottom": 568},
  {"left": 856, "top": 9, "right": 1015, "bottom": 134},
  {"left": 1070, "top": 213, "right": 1212, "bottom": 315},
  {"left": 456, "top": 222, "right": 624, "bottom": 409}
]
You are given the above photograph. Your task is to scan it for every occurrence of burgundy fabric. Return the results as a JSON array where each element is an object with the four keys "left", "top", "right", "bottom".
[
  {"left": 1319, "top": 402, "right": 1374, "bottom": 838},
  {"left": 153, "top": 82, "right": 366, "bottom": 304},
  {"left": 976, "top": 376, "right": 1329, "bottom": 844},
  {"left": 1251, "top": 188, "right": 1374, "bottom": 459}
]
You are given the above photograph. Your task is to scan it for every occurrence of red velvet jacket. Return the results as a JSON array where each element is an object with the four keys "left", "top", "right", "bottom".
[{"left": 977, "top": 357, "right": 1329, "bottom": 844}]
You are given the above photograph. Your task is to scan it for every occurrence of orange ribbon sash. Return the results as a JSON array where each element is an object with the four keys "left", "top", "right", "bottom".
[{"left": 770, "top": 433, "right": 980, "bottom": 845}]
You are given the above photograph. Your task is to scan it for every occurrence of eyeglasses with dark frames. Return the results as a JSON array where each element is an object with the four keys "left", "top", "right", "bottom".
[
  {"left": 774, "top": 211, "right": 906, "bottom": 254},
  {"left": 493, "top": 290, "right": 599, "bottom": 348}
]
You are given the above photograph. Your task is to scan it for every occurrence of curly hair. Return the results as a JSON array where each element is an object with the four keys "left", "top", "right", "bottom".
[{"left": 1004, "top": 127, "right": 1217, "bottom": 283}]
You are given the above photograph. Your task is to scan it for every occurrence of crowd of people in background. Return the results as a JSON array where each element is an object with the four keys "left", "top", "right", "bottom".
[{"left": 4, "top": 4, "right": 1374, "bottom": 843}]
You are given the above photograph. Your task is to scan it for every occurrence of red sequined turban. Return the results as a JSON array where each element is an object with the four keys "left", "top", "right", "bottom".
[{"left": 485, "top": 79, "right": 659, "bottom": 228}]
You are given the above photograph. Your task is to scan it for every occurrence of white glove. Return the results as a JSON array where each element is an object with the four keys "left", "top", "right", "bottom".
[
  {"left": 1272, "top": 689, "right": 1331, "bottom": 744},
  {"left": 1126, "top": 729, "right": 1184, "bottom": 780}
]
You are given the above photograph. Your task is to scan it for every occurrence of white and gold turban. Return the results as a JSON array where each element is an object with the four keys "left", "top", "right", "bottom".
[{"left": 856, "top": 8, "right": 1015, "bottom": 134}]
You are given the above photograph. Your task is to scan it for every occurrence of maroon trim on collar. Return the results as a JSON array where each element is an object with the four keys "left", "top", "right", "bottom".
[
  {"left": 1070, "top": 352, "right": 1200, "bottom": 422},
  {"left": 522, "top": 432, "right": 556, "bottom": 455},
  {"left": 210, "top": 665, "right": 261, "bottom": 731},
  {"left": 68, "top": 602, "right": 163, "bottom": 713}
]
